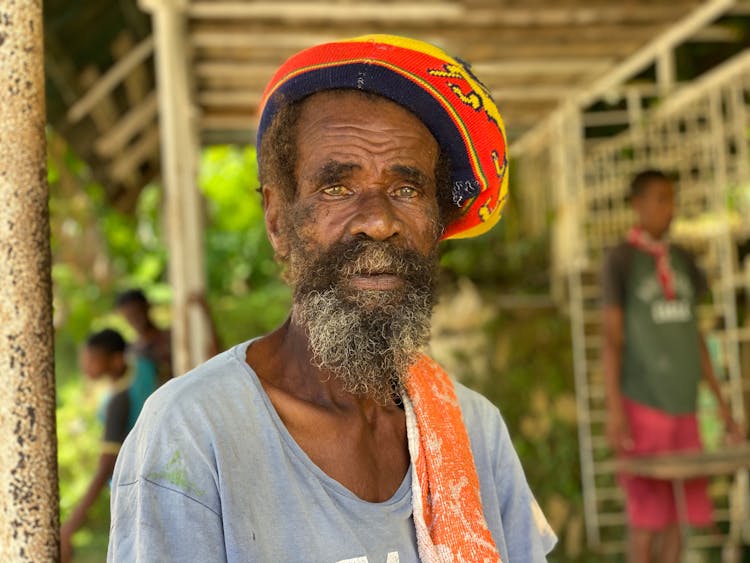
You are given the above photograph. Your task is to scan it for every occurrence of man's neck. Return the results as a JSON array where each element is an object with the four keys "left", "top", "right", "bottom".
[
  {"left": 245, "top": 317, "right": 409, "bottom": 502},
  {"left": 109, "top": 364, "right": 129, "bottom": 382},
  {"left": 138, "top": 323, "right": 161, "bottom": 342},
  {"left": 636, "top": 223, "right": 668, "bottom": 243},
  {"left": 247, "top": 317, "right": 400, "bottom": 412}
]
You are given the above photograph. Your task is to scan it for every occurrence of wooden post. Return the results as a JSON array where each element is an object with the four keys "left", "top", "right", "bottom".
[
  {"left": 0, "top": 1, "right": 59, "bottom": 560},
  {"left": 139, "top": 0, "right": 209, "bottom": 375},
  {"left": 656, "top": 48, "right": 676, "bottom": 97}
]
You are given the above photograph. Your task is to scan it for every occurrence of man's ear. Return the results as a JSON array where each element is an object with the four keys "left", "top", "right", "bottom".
[{"left": 262, "top": 184, "right": 289, "bottom": 259}]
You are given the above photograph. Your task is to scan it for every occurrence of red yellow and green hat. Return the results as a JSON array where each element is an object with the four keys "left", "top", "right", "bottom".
[{"left": 257, "top": 34, "right": 508, "bottom": 240}]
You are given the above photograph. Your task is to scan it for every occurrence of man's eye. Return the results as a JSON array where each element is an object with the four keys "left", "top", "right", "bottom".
[
  {"left": 322, "top": 185, "right": 350, "bottom": 196},
  {"left": 395, "top": 186, "right": 418, "bottom": 198}
]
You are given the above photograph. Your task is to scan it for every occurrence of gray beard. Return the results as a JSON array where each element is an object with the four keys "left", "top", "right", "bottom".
[{"left": 292, "top": 248, "right": 436, "bottom": 404}]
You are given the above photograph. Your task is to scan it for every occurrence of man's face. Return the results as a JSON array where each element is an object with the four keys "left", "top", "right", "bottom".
[
  {"left": 283, "top": 90, "right": 441, "bottom": 260},
  {"left": 265, "top": 91, "right": 443, "bottom": 401},
  {"left": 633, "top": 178, "right": 675, "bottom": 239},
  {"left": 80, "top": 347, "right": 119, "bottom": 380},
  {"left": 117, "top": 301, "right": 150, "bottom": 335}
]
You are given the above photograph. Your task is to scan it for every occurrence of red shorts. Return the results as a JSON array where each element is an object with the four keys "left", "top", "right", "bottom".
[{"left": 619, "top": 398, "right": 713, "bottom": 530}]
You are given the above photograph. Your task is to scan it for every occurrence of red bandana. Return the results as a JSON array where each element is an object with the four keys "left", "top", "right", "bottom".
[{"left": 627, "top": 226, "right": 676, "bottom": 300}]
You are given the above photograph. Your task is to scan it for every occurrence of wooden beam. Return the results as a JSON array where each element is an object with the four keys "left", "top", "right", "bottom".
[
  {"left": 626, "top": 87, "right": 644, "bottom": 129},
  {"left": 494, "top": 87, "right": 575, "bottom": 101},
  {"left": 656, "top": 48, "right": 676, "bottom": 96},
  {"left": 192, "top": 30, "right": 338, "bottom": 49},
  {"left": 728, "top": 1, "right": 750, "bottom": 14},
  {"left": 187, "top": 2, "right": 692, "bottom": 26},
  {"left": 575, "top": 0, "right": 734, "bottom": 108},
  {"left": 472, "top": 59, "right": 614, "bottom": 75},
  {"left": 193, "top": 37, "right": 644, "bottom": 61},
  {"left": 109, "top": 125, "right": 161, "bottom": 182},
  {"left": 188, "top": 2, "right": 463, "bottom": 21},
  {"left": 198, "top": 91, "right": 270, "bottom": 108},
  {"left": 652, "top": 50, "right": 750, "bottom": 120},
  {"left": 582, "top": 110, "right": 631, "bottom": 128},
  {"left": 67, "top": 36, "right": 154, "bottom": 124},
  {"left": 492, "top": 6, "right": 690, "bottom": 26},
  {"left": 111, "top": 32, "right": 152, "bottom": 108},
  {"left": 95, "top": 92, "right": 158, "bottom": 158},
  {"left": 78, "top": 66, "right": 119, "bottom": 132},
  {"left": 195, "top": 61, "right": 279, "bottom": 81},
  {"left": 140, "top": 0, "right": 209, "bottom": 374},
  {"left": 190, "top": 22, "right": 668, "bottom": 44}
]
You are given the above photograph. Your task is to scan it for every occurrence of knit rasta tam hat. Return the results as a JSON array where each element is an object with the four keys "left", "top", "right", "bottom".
[{"left": 256, "top": 34, "right": 509, "bottom": 240}]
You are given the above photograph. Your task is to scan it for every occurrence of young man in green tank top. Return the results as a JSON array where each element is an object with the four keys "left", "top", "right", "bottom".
[{"left": 601, "top": 170, "right": 744, "bottom": 563}]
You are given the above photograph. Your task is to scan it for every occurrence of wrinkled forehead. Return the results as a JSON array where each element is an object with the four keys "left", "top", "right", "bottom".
[
  {"left": 295, "top": 90, "right": 438, "bottom": 150},
  {"left": 637, "top": 178, "right": 674, "bottom": 200}
]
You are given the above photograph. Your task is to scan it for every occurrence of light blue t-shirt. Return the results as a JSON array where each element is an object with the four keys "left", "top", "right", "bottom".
[{"left": 108, "top": 341, "right": 556, "bottom": 562}]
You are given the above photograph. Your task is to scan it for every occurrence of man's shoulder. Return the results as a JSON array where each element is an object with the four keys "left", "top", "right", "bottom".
[
  {"left": 453, "top": 381, "right": 506, "bottom": 433},
  {"left": 106, "top": 386, "right": 131, "bottom": 416},
  {"left": 117, "top": 342, "right": 263, "bottom": 474},
  {"left": 605, "top": 239, "right": 635, "bottom": 263},
  {"left": 141, "top": 342, "right": 255, "bottom": 418}
]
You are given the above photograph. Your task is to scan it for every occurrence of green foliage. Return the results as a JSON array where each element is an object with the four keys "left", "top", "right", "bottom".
[
  {"left": 197, "top": 145, "right": 291, "bottom": 346},
  {"left": 199, "top": 146, "right": 285, "bottom": 301},
  {"left": 440, "top": 183, "right": 551, "bottom": 291}
]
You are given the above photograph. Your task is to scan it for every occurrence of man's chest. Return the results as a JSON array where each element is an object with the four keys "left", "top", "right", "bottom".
[
  {"left": 216, "top": 434, "right": 418, "bottom": 563},
  {"left": 267, "top": 392, "right": 410, "bottom": 502}
]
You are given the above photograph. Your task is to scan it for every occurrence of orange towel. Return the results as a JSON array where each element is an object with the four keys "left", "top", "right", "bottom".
[{"left": 404, "top": 354, "right": 502, "bottom": 563}]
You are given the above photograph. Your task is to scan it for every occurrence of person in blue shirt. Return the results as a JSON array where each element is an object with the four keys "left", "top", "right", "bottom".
[{"left": 61, "top": 328, "right": 157, "bottom": 562}]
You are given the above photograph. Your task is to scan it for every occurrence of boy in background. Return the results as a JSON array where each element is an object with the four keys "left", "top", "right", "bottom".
[
  {"left": 601, "top": 169, "right": 744, "bottom": 562},
  {"left": 115, "top": 289, "right": 173, "bottom": 384},
  {"left": 60, "top": 328, "right": 157, "bottom": 562}
]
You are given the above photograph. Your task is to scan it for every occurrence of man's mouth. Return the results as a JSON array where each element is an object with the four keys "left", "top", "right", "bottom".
[{"left": 348, "top": 272, "right": 404, "bottom": 291}]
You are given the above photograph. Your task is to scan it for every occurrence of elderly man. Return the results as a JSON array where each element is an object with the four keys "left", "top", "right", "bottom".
[{"left": 108, "top": 35, "right": 556, "bottom": 562}]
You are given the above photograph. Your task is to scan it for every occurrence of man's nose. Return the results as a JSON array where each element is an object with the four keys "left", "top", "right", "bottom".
[{"left": 348, "top": 191, "right": 402, "bottom": 241}]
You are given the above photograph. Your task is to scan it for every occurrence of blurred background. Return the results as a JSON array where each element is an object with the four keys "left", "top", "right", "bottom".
[{"left": 37, "top": 0, "right": 750, "bottom": 561}]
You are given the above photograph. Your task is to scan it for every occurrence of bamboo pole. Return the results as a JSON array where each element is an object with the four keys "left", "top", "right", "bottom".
[
  {"left": 0, "top": 1, "right": 59, "bottom": 561},
  {"left": 140, "top": 0, "right": 208, "bottom": 375}
]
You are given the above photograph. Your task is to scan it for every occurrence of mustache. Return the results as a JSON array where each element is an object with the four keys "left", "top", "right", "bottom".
[{"left": 294, "top": 236, "right": 437, "bottom": 295}]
